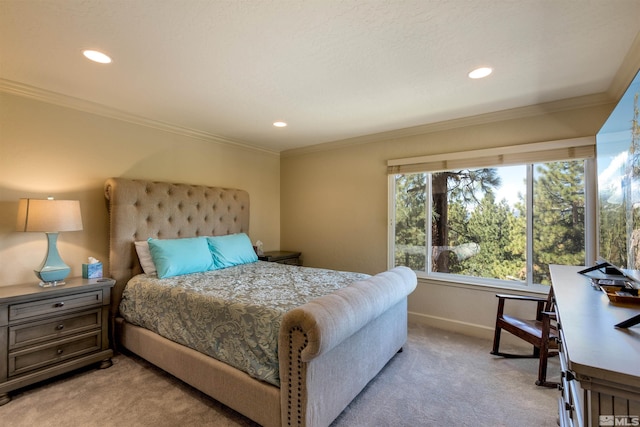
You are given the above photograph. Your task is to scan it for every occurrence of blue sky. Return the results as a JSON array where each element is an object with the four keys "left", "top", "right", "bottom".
[{"left": 494, "top": 165, "right": 525, "bottom": 208}]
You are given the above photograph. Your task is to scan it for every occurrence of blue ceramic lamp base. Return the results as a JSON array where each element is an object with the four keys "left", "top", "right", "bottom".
[{"left": 35, "top": 232, "right": 71, "bottom": 287}]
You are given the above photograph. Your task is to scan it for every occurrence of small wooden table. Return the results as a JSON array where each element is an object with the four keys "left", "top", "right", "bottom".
[{"left": 258, "top": 251, "right": 302, "bottom": 265}]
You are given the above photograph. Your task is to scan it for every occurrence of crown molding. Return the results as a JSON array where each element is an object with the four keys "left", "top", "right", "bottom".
[
  {"left": 1, "top": 77, "right": 617, "bottom": 160},
  {"left": 281, "top": 92, "right": 614, "bottom": 158},
  {"left": 0, "top": 79, "right": 279, "bottom": 157},
  {"left": 608, "top": 30, "right": 640, "bottom": 101}
]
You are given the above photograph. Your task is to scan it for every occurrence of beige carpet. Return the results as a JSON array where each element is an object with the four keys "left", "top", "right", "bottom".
[{"left": 0, "top": 323, "right": 559, "bottom": 426}]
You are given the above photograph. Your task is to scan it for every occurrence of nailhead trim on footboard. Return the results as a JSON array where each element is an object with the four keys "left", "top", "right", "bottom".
[{"left": 287, "top": 326, "right": 308, "bottom": 426}]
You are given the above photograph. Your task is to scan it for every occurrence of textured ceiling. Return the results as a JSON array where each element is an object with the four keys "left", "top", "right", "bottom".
[{"left": 2, "top": 0, "right": 640, "bottom": 153}]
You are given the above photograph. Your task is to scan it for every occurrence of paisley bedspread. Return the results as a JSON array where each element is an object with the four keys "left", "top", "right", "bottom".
[{"left": 119, "top": 261, "right": 370, "bottom": 386}]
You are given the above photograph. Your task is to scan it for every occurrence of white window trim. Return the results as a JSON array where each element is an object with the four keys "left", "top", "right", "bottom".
[{"left": 387, "top": 136, "right": 597, "bottom": 289}]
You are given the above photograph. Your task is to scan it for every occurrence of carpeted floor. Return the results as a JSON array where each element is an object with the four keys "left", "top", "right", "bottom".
[{"left": 0, "top": 323, "right": 559, "bottom": 426}]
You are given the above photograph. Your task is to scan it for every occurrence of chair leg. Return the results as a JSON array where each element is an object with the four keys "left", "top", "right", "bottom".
[
  {"left": 536, "top": 340, "right": 549, "bottom": 386},
  {"left": 491, "top": 326, "right": 502, "bottom": 355},
  {"left": 535, "top": 318, "right": 558, "bottom": 388},
  {"left": 535, "top": 350, "right": 557, "bottom": 388}
]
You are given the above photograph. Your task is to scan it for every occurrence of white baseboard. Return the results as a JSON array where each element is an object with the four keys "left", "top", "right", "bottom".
[
  {"left": 408, "top": 311, "right": 494, "bottom": 339},
  {"left": 408, "top": 311, "right": 533, "bottom": 352}
]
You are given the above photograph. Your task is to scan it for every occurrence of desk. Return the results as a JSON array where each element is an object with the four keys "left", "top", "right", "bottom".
[{"left": 550, "top": 264, "right": 640, "bottom": 427}]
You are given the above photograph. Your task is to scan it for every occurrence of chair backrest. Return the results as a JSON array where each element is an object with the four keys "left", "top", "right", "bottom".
[{"left": 544, "top": 286, "right": 555, "bottom": 312}]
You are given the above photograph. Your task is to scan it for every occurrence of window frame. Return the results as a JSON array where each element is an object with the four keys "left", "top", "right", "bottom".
[{"left": 387, "top": 137, "right": 598, "bottom": 291}]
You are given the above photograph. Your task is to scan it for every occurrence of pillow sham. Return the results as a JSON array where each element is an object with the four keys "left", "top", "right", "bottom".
[
  {"left": 207, "top": 233, "right": 258, "bottom": 269},
  {"left": 147, "top": 236, "right": 214, "bottom": 279},
  {"left": 134, "top": 240, "right": 157, "bottom": 275}
]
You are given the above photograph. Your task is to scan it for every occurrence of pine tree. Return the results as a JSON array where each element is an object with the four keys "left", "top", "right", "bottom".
[
  {"left": 394, "top": 173, "right": 427, "bottom": 270},
  {"left": 431, "top": 169, "right": 501, "bottom": 272},
  {"left": 532, "top": 162, "right": 585, "bottom": 284}
]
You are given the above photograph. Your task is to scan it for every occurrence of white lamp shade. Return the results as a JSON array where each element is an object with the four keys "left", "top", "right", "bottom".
[{"left": 16, "top": 199, "right": 83, "bottom": 232}]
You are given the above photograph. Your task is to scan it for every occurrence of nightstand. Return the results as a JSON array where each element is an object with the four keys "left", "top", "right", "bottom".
[
  {"left": 258, "top": 251, "right": 302, "bottom": 265},
  {"left": 0, "top": 277, "right": 115, "bottom": 405}
]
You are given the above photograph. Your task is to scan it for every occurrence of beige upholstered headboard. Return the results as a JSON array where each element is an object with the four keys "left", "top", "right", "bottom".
[{"left": 104, "top": 178, "right": 250, "bottom": 316}]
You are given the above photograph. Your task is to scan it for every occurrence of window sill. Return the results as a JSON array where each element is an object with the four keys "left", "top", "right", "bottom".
[{"left": 414, "top": 272, "right": 550, "bottom": 295}]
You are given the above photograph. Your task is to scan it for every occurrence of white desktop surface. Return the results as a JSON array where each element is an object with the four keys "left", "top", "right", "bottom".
[{"left": 550, "top": 264, "right": 640, "bottom": 389}]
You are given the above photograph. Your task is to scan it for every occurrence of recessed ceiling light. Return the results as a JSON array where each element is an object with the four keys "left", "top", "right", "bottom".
[
  {"left": 468, "top": 67, "right": 492, "bottom": 79},
  {"left": 273, "top": 121, "right": 287, "bottom": 128},
  {"left": 83, "top": 50, "right": 112, "bottom": 64}
]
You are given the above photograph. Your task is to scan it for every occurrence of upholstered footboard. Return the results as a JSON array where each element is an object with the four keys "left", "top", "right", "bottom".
[{"left": 279, "top": 266, "right": 417, "bottom": 427}]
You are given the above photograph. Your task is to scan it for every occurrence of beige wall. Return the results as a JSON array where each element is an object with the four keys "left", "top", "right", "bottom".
[
  {"left": 0, "top": 93, "right": 280, "bottom": 286},
  {"left": 280, "top": 102, "right": 615, "bottom": 340},
  {"left": 0, "top": 88, "right": 622, "bottom": 342}
]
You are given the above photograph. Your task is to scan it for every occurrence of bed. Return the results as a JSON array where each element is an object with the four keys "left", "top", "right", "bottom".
[{"left": 104, "top": 177, "right": 417, "bottom": 427}]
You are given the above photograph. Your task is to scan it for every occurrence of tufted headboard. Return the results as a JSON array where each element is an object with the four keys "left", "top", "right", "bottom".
[{"left": 104, "top": 177, "right": 250, "bottom": 316}]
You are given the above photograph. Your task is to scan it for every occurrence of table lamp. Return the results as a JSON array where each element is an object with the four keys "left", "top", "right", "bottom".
[{"left": 16, "top": 198, "right": 83, "bottom": 287}]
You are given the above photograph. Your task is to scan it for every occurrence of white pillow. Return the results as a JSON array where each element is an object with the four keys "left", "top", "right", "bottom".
[{"left": 134, "top": 240, "right": 157, "bottom": 275}]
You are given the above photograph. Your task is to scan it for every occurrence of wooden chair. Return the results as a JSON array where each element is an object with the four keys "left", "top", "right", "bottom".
[{"left": 490, "top": 287, "right": 558, "bottom": 387}]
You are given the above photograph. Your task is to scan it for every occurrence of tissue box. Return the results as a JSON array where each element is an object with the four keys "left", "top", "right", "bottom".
[{"left": 82, "top": 262, "right": 103, "bottom": 279}]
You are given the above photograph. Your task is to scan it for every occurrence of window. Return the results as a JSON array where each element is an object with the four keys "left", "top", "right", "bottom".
[{"left": 388, "top": 138, "right": 596, "bottom": 288}]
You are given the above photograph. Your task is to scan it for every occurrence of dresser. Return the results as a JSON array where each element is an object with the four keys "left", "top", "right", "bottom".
[
  {"left": 0, "top": 277, "right": 114, "bottom": 405},
  {"left": 550, "top": 264, "right": 640, "bottom": 427}
]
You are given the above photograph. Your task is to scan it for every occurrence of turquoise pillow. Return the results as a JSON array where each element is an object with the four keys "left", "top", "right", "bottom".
[
  {"left": 207, "top": 233, "right": 258, "bottom": 269},
  {"left": 147, "top": 237, "right": 213, "bottom": 278}
]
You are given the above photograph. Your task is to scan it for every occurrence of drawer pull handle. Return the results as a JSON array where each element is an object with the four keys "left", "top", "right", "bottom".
[
  {"left": 57, "top": 349, "right": 63, "bottom": 355},
  {"left": 54, "top": 302, "right": 65, "bottom": 308},
  {"left": 56, "top": 324, "right": 64, "bottom": 331}
]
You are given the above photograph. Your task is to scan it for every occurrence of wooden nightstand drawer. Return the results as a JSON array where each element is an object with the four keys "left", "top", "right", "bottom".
[
  {"left": 9, "top": 290, "right": 103, "bottom": 322},
  {"left": 9, "top": 330, "right": 102, "bottom": 377},
  {"left": 9, "top": 309, "right": 102, "bottom": 350}
]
